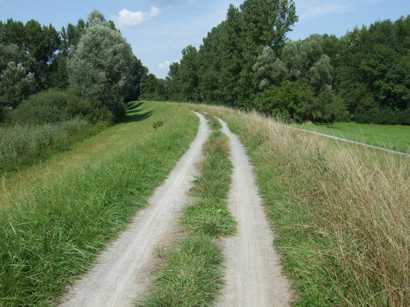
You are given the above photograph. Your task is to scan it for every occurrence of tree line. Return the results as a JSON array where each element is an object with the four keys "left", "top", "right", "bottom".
[
  {"left": 142, "top": 0, "right": 410, "bottom": 124},
  {"left": 0, "top": 11, "right": 147, "bottom": 124}
]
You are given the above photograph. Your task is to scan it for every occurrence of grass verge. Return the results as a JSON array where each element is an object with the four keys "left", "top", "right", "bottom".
[
  {"left": 195, "top": 105, "right": 410, "bottom": 306},
  {"left": 142, "top": 119, "right": 236, "bottom": 307},
  {"left": 0, "top": 101, "right": 198, "bottom": 306}
]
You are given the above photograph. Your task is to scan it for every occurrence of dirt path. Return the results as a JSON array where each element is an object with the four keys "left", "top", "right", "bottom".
[
  {"left": 217, "top": 119, "right": 292, "bottom": 307},
  {"left": 59, "top": 112, "right": 210, "bottom": 307}
]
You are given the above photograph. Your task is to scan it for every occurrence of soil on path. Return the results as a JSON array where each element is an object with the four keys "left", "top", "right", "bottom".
[
  {"left": 217, "top": 118, "right": 293, "bottom": 307},
  {"left": 59, "top": 113, "right": 210, "bottom": 307}
]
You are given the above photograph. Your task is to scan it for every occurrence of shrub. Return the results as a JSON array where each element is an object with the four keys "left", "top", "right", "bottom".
[
  {"left": 254, "top": 82, "right": 348, "bottom": 123},
  {"left": 311, "top": 89, "right": 348, "bottom": 123},
  {"left": 10, "top": 89, "right": 110, "bottom": 125},
  {"left": 355, "top": 108, "right": 410, "bottom": 125},
  {"left": 253, "top": 81, "right": 316, "bottom": 122},
  {"left": 0, "top": 119, "right": 95, "bottom": 173}
]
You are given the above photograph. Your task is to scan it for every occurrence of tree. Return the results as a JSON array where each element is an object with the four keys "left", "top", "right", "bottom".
[
  {"left": 237, "top": 0, "right": 297, "bottom": 103},
  {"left": 0, "top": 62, "right": 35, "bottom": 108},
  {"left": 309, "top": 54, "right": 333, "bottom": 92},
  {"left": 167, "top": 0, "right": 297, "bottom": 106},
  {"left": 140, "top": 73, "right": 168, "bottom": 101},
  {"left": 254, "top": 46, "right": 288, "bottom": 90},
  {"left": 68, "top": 11, "right": 137, "bottom": 121}
]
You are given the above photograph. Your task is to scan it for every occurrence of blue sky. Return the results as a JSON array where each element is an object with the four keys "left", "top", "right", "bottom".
[{"left": 1, "top": 0, "right": 410, "bottom": 78}]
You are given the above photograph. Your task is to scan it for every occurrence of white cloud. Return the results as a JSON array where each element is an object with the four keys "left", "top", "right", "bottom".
[
  {"left": 115, "top": 6, "right": 161, "bottom": 28},
  {"left": 158, "top": 60, "right": 171, "bottom": 70}
]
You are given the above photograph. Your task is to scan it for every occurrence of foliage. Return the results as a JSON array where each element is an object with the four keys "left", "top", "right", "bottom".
[
  {"left": 68, "top": 12, "right": 138, "bottom": 122},
  {"left": 0, "top": 62, "right": 35, "bottom": 107},
  {"left": 166, "top": 0, "right": 297, "bottom": 105},
  {"left": 0, "top": 19, "right": 60, "bottom": 94},
  {"left": 164, "top": 4, "right": 410, "bottom": 124},
  {"left": 140, "top": 73, "right": 168, "bottom": 101},
  {"left": 0, "top": 13, "right": 147, "bottom": 120},
  {"left": 10, "top": 89, "right": 110, "bottom": 125},
  {"left": 335, "top": 18, "right": 410, "bottom": 121}
]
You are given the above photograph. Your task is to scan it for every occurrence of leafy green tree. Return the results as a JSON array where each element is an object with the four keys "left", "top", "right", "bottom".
[
  {"left": 0, "top": 62, "right": 35, "bottom": 108},
  {"left": 254, "top": 46, "right": 288, "bottom": 90},
  {"left": 141, "top": 73, "right": 168, "bottom": 101},
  {"left": 309, "top": 54, "right": 333, "bottom": 92},
  {"left": 237, "top": 0, "right": 297, "bottom": 103},
  {"left": 68, "top": 11, "right": 137, "bottom": 121}
]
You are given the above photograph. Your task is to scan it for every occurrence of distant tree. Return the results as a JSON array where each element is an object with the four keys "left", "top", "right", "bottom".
[
  {"left": 0, "top": 62, "right": 35, "bottom": 108},
  {"left": 0, "top": 19, "right": 60, "bottom": 91},
  {"left": 309, "top": 54, "right": 333, "bottom": 92},
  {"left": 140, "top": 73, "right": 168, "bottom": 101},
  {"left": 237, "top": 0, "right": 297, "bottom": 103},
  {"left": 167, "top": 0, "right": 297, "bottom": 106},
  {"left": 254, "top": 46, "right": 288, "bottom": 90},
  {"left": 68, "top": 11, "right": 137, "bottom": 121}
]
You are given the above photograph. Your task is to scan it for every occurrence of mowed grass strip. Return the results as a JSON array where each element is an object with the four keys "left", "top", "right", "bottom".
[
  {"left": 0, "top": 101, "right": 198, "bottom": 307},
  {"left": 195, "top": 105, "right": 410, "bottom": 306},
  {"left": 142, "top": 119, "right": 236, "bottom": 307},
  {"left": 298, "top": 122, "right": 410, "bottom": 153}
]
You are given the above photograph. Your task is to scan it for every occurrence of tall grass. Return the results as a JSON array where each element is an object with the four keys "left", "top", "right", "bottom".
[
  {"left": 0, "top": 119, "right": 101, "bottom": 173},
  {"left": 197, "top": 105, "right": 410, "bottom": 306},
  {"left": 0, "top": 104, "right": 197, "bottom": 307}
]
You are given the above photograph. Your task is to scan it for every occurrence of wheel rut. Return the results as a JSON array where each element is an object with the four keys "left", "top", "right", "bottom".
[{"left": 217, "top": 118, "right": 293, "bottom": 307}]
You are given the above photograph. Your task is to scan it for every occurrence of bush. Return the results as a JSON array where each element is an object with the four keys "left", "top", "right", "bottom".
[
  {"left": 0, "top": 119, "right": 96, "bottom": 173},
  {"left": 253, "top": 81, "right": 316, "bottom": 122},
  {"left": 312, "top": 89, "right": 348, "bottom": 123},
  {"left": 355, "top": 108, "right": 410, "bottom": 125},
  {"left": 254, "top": 82, "right": 348, "bottom": 123},
  {"left": 10, "top": 89, "right": 111, "bottom": 125}
]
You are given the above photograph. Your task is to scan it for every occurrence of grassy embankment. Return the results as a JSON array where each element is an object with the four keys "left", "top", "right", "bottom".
[
  {"left": 195, "top": 105, "right": 410, "bottom": 306},
  {"left": 0, "top": 119, "right": 104, "bottom": 174},
  {"left": 0, "top": 101, "right": 198, "bottom": 306},
  {"left": 299, "top": 122, "right": 410, "bottom": 153},
  {"left": 142, "top": 117, "right": 236, "bottom": 307}
]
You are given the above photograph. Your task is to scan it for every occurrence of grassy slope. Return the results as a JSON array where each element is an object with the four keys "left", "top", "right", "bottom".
[
  {"left": 0, "top": 119, "right": 105, "bottom": 175},
  {"left": 299, "top": 122, "right": 410, "bottom": 153},
  {"left": 195, "top": 106, "right": 410, "bottom": 306},
  {"left": 142, "top": 118, "right": 236, "bottom": 307},
  {"left": 1, "top": 102, "right": 166, "bottom": 207},
  {"left": 0, "top": 101, "right": 198, "bottom": 306}
]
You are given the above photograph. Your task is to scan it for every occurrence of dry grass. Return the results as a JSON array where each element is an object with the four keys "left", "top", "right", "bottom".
[{"left": 194, "top": 105, "right": 410, "bottom": 306}]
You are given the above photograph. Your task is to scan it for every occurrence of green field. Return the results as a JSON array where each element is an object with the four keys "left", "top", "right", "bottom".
[{"left": 299, "top": 122, "right": 410, "bottom": 153}]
